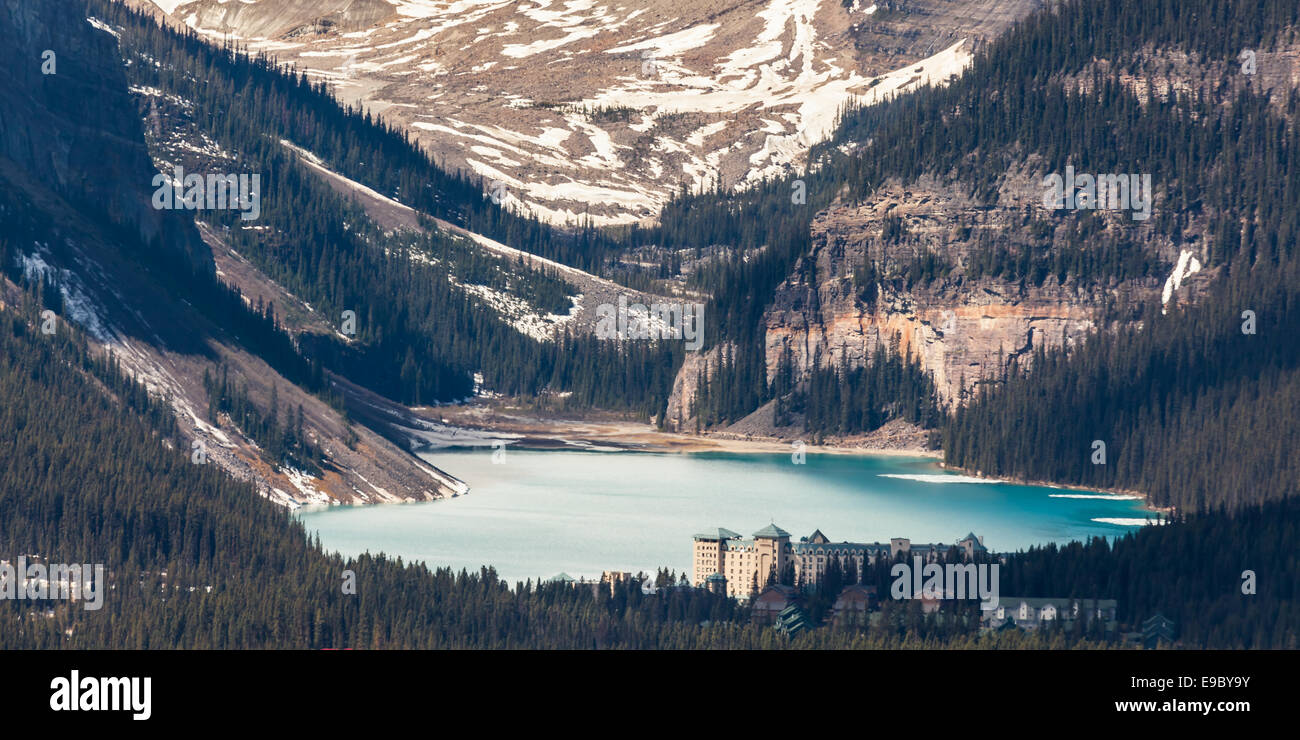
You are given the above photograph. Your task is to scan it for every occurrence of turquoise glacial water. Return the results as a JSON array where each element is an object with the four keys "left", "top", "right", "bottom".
[{"left": 297, "top": 449, "right": 1157, "bottom": 583}]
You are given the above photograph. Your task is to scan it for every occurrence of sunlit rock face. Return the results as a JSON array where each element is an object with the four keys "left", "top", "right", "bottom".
[{"left": 762, "top": 171, "right": 1177, "bottom": 405}]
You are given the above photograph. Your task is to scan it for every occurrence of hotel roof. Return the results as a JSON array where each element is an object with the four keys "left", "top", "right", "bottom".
[
  {"left": 753, "top": 523, "right": 791, "bottom": 539},
  {"left": 693, "top": 528, "right": 742, "bottom": 541},
  {"left": 792, "top": 541, "right": 892, "bottom": 553}
]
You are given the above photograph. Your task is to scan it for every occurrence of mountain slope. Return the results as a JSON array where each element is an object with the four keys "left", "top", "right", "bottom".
[
  {"left": 136, "top": 0, "right": 1044, "bottom": 224},
  {"left": 670, "top": 0, "right": 1300, "bottom": 513},
  {"left": 1, "top": 0, "right": 468, "bottom": 505}
]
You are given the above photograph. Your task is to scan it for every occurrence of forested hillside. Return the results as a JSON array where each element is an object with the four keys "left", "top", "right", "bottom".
[
  {"left": 654, "top": 0, "right": 1300, "bottom": 514},
  {"left": 919, "top": 0, "right": 1300, "bottom": 513},
  {"left": 90, "top": 0, "right": 684, "bottom": 414},
  {"left": 1003, "top": 499, "right": 1300, "bottom": 649}
]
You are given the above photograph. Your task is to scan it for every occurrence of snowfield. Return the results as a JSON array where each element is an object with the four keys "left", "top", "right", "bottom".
[{"left": 148, "top": 0, "right": 985, "bottom": 225}]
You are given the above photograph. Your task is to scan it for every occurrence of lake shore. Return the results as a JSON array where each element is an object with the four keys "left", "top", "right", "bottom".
[
  {"left": 412, "top": 402, "right": 942, "bottom": 459},
  {"left": 399, "top": 402, "right": 1164, "bottom": 518},
  {"left": 937, "top": 461, "right": 1167, "bottom": 515}
]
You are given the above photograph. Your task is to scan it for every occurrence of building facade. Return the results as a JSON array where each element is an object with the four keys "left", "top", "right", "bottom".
[
  {"left": 982, "top": 597, "right": 1119, "bottom": 632},
  {"left": 692, "top": 524, "right": 988, "bottom": 599}
]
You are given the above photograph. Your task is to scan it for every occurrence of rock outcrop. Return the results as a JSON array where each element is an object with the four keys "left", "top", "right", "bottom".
[
  {"left": 762, "top": 166, "right": 1203, "bottom": 403},
  {"left": 663, "top": 342, "right": 728, "bottom": 431},
  {"left": 0, "top": 0, "right": 209, "bottom": 272}
]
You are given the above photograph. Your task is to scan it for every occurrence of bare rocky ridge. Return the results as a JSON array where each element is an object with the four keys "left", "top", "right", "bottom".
[
  {"left": 662, "top": 341, "right": 728, "bottom": 431},
  {"left": 1067, "top": 42, "right": 1300, "bottom": 114},
  {"left": 137, "top": 0, "right": 1043, "bottom": 225}
]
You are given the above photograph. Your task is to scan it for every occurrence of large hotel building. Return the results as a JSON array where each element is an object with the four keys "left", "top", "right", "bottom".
[{"left": 693, "top": 524, "right": 987, "bottom": 599}]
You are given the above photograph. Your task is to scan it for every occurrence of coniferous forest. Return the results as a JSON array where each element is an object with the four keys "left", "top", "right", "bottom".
[
  {"left": 85, "top": 0, "right": 684, "bottom": 414},
  {"left": 0, "top": 0, "right": 1297, "bottom": 651}
]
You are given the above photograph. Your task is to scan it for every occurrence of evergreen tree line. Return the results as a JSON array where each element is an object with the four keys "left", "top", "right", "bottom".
[
  {"left": 925, "top": 1, "right": 1300, "bottom": 513},
  {"left": 0, "top": 179, "right": 336, "bottom": 407},
  {"left": 796, "top": 340, "right": 944, "bottom": 439},
  {"left": 1002, "top": 498, "right": 1300, "bottom": 648},
  {"left": 943, "top": 242, "right": 1300, "bottom": 513}
]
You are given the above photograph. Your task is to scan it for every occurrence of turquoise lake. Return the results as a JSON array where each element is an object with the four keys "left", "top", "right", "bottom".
[{"left": 297, "top": 449, "right": 1157, "bottom": 583}]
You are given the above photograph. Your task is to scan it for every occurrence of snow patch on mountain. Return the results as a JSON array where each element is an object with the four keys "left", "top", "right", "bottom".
[
  {"left": 18, "top": 247, "right": 116, "bottom": 343},
  {"left": 147, "top": 0, "right": 984, "bottom": 225},
  {"left": 463, "top": 282, "right": 581, "bottom": 341},
  {"left": 1161, "top": 249, "right": 1203, "bottom": 314}
]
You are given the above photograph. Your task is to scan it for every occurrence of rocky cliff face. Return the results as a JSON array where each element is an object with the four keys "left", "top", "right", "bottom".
[
  {"left": 763, "top": 167, "right": 1201, "bottom": 403},
  {"left": 0, "top": 0, "right": 209, "bottom": 272},
  {"left": 663, "top": 343, "right": 726, "bottom": 431},
  {"left": 765, "top": 216, "right": 1091, "bottom": 404}
]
